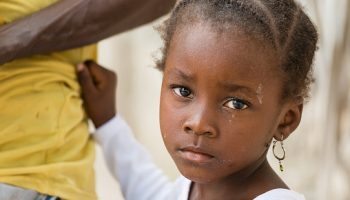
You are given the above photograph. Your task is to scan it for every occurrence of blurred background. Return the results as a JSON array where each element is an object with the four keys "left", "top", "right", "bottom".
[{"left": 93, "top": 0, "right": 350, "bottom": 199}]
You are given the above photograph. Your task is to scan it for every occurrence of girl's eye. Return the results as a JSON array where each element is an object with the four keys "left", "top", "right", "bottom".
[
  {"left": 224, "top": 98, "right": 249, "bottom": 110},
  {"left": 173, "top": 87, "right": 193, "bottom": 98}
]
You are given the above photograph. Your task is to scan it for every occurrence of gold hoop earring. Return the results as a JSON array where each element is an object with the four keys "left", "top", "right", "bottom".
[{"left": 272, "top": 135, "right": 285, "bottom": 172}]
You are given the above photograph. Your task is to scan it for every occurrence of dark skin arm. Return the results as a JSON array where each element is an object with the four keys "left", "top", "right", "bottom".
[
  {"left": 0, "top": 0, "right": 176, "bottom": 65},
  {"left": 77, "top": 61, "right": 117, "bottom": 128}
]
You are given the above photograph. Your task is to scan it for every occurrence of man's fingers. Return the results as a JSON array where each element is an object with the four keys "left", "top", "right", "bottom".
[{"left": 77, "top": 63, "right": 97, "bottom": 95}]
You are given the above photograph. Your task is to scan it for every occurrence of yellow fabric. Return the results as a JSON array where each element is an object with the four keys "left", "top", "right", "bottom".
[{"left": 0, "top": 1, "right": 97, "bottom": 199}]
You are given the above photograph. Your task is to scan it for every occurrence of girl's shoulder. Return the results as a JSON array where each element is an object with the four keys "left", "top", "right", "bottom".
[
  {"left": 254, "top": 188, "right": 305, "bottom": 200},
  {"left": 168, "top": 177, "right": 306, "bottom": 200}
]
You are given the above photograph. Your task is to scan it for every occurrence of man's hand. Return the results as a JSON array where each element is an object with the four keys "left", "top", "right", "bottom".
[{"left": 77, "top": 61, "right": 117, "bottom": 128}]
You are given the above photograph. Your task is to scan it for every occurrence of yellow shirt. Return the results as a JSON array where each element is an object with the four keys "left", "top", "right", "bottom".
[{"left": 0, "top": 1, "right": 97, "bottom": 199}]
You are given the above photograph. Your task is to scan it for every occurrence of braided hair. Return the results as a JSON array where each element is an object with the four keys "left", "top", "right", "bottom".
[{"left": 156, "top": 0, "right": 318, "bottom": 101}]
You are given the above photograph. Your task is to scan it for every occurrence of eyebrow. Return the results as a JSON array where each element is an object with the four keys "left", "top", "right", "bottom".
[
  {"left": 218, "top": 82, "right": 257, "bottom": 96},
  {"left": 168, "top": 68, "right": 257, "bottom": 96},
  {"left": 168, "top": 68, "right": 195, "bottom": 82}
]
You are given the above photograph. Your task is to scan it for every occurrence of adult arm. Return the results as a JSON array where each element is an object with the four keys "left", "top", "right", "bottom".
[{"left": 0, "top": 0, "right": 176, "bottom": 64}]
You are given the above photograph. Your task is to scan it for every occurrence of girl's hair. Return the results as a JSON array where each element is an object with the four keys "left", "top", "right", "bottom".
[{"left": 156, "top": 0, "right": 318, "bottom": 101}]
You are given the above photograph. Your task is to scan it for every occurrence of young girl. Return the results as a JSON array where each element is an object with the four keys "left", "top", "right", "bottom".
[{"left": 78, "top": 0, "right": 318, "bottom": 199}]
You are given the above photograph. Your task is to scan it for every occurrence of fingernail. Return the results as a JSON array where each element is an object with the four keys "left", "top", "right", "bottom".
[{"left": 77, "top": 63, "right": 84, "bottom": 72}]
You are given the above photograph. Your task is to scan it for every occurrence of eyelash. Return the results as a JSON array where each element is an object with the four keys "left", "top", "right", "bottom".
[
  {"left": 171, "top": 85, "right": 250, "bottom": 110},
  {"left": 172, "top": 86, "right": 193, "bottom": 98},
  {"left": 223, "top": 98, "right": 250, "bottom": 110}
]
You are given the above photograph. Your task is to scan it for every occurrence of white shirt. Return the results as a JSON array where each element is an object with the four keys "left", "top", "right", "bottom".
[{"left": 94, "top": 115, "right": 306, "bottom": 200}]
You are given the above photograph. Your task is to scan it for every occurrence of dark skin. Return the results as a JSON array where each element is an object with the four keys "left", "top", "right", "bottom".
[
  {"left": 160, "top": 23, "right": 302, "bottom": 199},
  {"left": 77, "top": 61, "right": 117, "bottom": 128},
  {"left": 77, "top": 23, "right": 303, "bottom": 200},
  {"left": 0, "top": 0, "right": 176, "bottom": 65}
]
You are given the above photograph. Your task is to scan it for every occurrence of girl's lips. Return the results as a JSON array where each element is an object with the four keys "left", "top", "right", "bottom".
[{"left": 179, "top": 146, "right": 214, "bottom": 164}]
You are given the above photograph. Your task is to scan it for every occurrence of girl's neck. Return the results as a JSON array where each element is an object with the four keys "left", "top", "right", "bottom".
[{"left": 189, "top": 160, "right": 288, "bottom": 200}]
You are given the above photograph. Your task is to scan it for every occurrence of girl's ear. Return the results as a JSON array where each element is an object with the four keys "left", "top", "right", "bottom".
[{"left": 274, "top": 101, "right": 303, "bottom": 140}]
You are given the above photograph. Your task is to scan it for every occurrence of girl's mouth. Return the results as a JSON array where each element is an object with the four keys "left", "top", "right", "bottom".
[{"left": 178, "top": 146, "right": 215, "bottom": 164}]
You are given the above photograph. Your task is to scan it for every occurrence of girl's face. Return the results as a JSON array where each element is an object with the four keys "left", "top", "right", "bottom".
[{"left": 160, "top": 23, "right": 294, "bottom": 183}]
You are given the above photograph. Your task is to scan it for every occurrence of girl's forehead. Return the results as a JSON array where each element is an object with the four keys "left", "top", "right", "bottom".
[
  {"left": 172, "top": 21, "right": 273, "bottom": 49},
  {"left": 167, "top": 23, "right": 280, "bottom": 80}
]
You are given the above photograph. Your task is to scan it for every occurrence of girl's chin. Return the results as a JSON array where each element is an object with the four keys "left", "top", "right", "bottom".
[
  {"left": 176, "top": 165, "right": 218, "bottom": 184},
  {"left": 183, "top": 173, "right": 218, "bottom": 184}
]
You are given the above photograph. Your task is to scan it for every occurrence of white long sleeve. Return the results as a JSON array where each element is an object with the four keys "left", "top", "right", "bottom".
[{"left": 94, "top": 115, "right": 187, "bottom": 200}]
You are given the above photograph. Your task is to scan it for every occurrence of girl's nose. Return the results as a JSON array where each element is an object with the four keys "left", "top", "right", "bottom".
[{"left": 182, "top": 106, "right": 218, "bottom": 138}]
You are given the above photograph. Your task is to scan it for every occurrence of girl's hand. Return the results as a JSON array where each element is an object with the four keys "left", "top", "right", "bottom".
[{"left": 77, "top": 60, "right": 117, "bottom": 128}]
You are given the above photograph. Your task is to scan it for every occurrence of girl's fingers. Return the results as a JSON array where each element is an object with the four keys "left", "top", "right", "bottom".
[
  {"left": 84, "top": 60, "right": 117, "bottom": 88},
  {"left": 77, "top": 63, "right": 97, "bottom": 95}
]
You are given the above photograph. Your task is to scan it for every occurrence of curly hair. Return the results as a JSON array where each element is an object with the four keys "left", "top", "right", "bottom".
[{"left": 156, "top": 0, "right": 318, "bottom": 101}]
